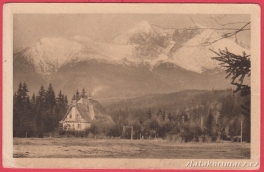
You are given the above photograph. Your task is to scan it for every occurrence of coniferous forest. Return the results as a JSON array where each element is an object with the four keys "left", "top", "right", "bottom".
[
  {"left": 106, "top": 89, "right": 250, "bottom": 143},
  {"left": 13, "top": 83, "right": 68, "bottom": 138}
]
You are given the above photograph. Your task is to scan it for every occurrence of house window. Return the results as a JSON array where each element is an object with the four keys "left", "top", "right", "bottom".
[
  {"left": 69, "top": 114, "right": 72, "bottom": 118},
  {"left": 78, "top": 124, "right": 81, "bottom": 129},
  {"left": 64, "top": 124, "right": 71, "bottom": 131}
]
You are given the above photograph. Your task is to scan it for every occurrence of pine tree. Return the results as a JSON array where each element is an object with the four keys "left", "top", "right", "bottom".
[
  {"left": 54, "top": 90, "right": 69, "bottom": 134},
  {"left": 13, "top": 82, "right": 32, "bottom": 137},
  {"left": 31, "top": 93, "right": 36, "bottom": 105},
  {"left": 44, "top": 83, "right": 57, "bottom": 133},
  {"left": 46, "top": 83, "right": 56, "bottom": 108},
  {"left": 81, "top": 88, "right": 86, "bottom": 98},
  {"left": 75, "top": 90, "right": 80, "bottom": 101},
  {"left": 17, "top": 82, "right": 23, "bottom": 95},
  {"left": 29, "top": 93, "right": 37, "bottom": 136},
  {"left": 57, "top": 90, "right": 64, "bottom": 105},
  {"left": 35, "top": 85, "right": 46, "bottom": 137},
  {"left": 36, "top": 85, "right": 46, "bottom": 105},
  {"left": 13, "top": 92, "right": 20, "bottom": 137},
  {"left": 15, "top": 83, "right": 23, "bottom": 110},
  {"left": 21, "top": 83, "right": 31, "bottom": 126},
  {"left": 56, "top": 90, "right": 68, "bottom": 118},
  {"left": 22, "top": 83, "right": 29, "bottom": 98},
  {"left": 72, "top": 94, "right": 76, "bottom": 101},
  {"left": 64, "top": 95, "right": 68, "bottom": 104}
]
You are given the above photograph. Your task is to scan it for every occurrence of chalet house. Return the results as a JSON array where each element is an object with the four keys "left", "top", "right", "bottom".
[{"left": 60, "top": 96, "right": 96, "bottom": 131}]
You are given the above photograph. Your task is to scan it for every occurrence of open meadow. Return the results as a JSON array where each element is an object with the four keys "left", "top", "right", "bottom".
[{"left": 13, "top": 138, "right": 250, "bottom": 159}]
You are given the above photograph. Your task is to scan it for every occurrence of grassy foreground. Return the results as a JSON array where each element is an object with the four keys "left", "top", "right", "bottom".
[{"left": 13, "top": 138, "right": 250, "bottom": 159}]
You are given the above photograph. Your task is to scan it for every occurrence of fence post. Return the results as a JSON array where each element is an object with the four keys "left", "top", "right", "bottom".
[
  {"left": 131, "top": 126, "right": 133, "bottom": 140},
  {"left": 241, "top": 119, "right": 243, "bottom": 143}
]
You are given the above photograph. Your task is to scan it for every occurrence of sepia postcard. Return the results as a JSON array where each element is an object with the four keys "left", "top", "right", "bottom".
[{"left": 2, "top": 3, "right": 261, "bottom": 169}]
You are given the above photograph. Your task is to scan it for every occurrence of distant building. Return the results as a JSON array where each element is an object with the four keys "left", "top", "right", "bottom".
[{"left": 60, "top": 95, "right": 96, "bottom": 131}]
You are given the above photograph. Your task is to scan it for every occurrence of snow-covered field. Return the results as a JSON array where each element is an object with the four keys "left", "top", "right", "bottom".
[{"left": 13, "top": 138, "right": 250, "bottom": 159}]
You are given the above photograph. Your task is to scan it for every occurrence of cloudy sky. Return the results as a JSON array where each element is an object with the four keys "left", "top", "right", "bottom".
[{"left": 13, "top": 14, "right": 250, "bottom": 51}]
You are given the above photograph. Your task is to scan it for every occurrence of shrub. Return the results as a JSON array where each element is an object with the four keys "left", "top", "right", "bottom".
[{"left": 59, "top": 130, "right": 66, "bottom": 136}]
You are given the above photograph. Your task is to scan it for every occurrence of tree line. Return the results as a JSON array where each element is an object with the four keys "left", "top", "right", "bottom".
[
  {"left": 13, "top": 83, "right": 250, "bottom": 143},
  {"left": 72, "top": 88, "right": 89, "bottom": 101},
  {"left": 13, "top": 83, "right": 68, "bottom": 138},
  {"left": 107, "top": 90, "right": 250, "bottom": 143}
]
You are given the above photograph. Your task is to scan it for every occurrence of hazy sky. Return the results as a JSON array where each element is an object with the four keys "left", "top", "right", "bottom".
[{"left": 13, "top": 14, "right": 250, "bottom": 50}]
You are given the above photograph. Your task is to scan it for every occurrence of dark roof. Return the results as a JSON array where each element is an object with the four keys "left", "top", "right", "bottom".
[{"left": 76, "top": 103, "right": 92, "bottom": 122}]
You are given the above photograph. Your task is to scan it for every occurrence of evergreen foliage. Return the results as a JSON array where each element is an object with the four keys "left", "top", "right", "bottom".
[
  {"left": 13, "top": 83, "right": 68, "bottom": 138},
  {"left": 211, "top": 48, "right": 251, "bottom": 142},
  {"left": 75, "top": 90, "right": 80, "bottom": 101},
  {"left": 211, "top": 48, "right": 250, "bottom": 96},
  {"left": 81, "top": 88, "right": 87, "bottom": 98}
]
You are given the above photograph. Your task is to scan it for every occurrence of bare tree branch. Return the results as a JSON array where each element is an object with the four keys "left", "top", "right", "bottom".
[
  {"left": 189, "top": 15, "right": 198, "bottom": 28},
  {"left": 208, "top": 15, "right": 249, "bottom": 26},
  {"left": 207, "top": 22, "right": 250, "bottom": 44}
]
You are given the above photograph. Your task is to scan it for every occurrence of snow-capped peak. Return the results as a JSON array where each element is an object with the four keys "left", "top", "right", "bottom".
[
  {"left": 110, "top": 20, "right": 155, "bottom": 45},
  {"left": 168, "top": 28, "right": 250, "bottom": 73},
  {"left": 15, "top": 37, "right": 86, "bottom": 75},
  {"left": 14, "top": 21, "right": 249, "bottom": 76}
]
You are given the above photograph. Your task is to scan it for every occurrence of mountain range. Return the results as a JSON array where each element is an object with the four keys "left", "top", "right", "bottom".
[{"left": 13, "top": 20, "right": 250, "bottom": 99}]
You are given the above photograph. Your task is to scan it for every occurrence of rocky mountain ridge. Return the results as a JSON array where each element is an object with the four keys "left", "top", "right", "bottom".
[{"left": 13, "top": 20, "right": 249, "bottom": 98}]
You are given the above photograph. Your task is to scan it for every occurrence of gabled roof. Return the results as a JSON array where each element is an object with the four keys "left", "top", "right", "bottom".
[
  {"left": 60, "top": 97, "right": 115, "bottom": 125},
  {"left": 61, "top": 98, "right": 93, "bottom": 123},
  {"left": 76, "top": 103, "right": 92, "bottom": 122}
]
